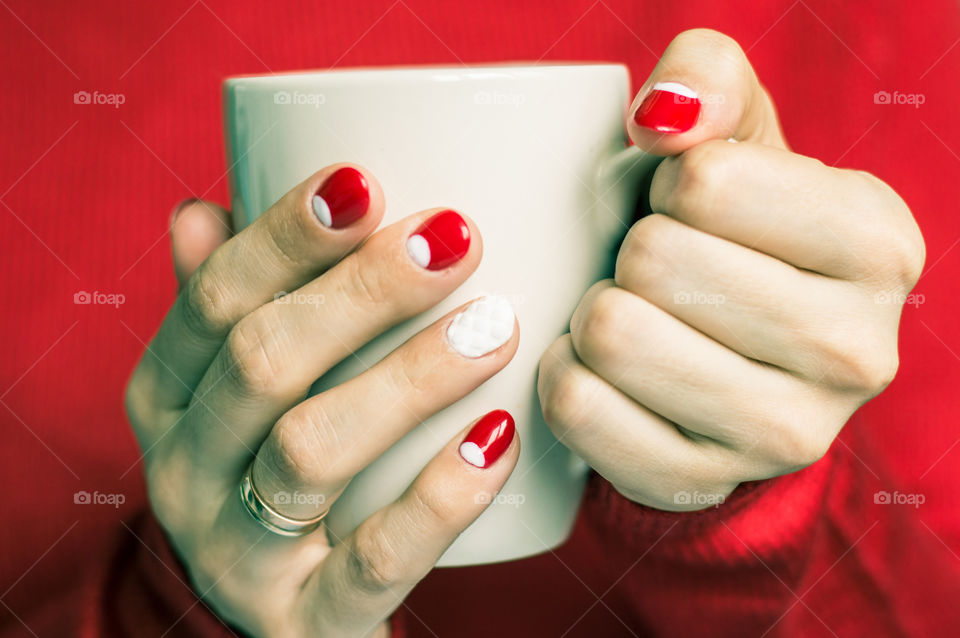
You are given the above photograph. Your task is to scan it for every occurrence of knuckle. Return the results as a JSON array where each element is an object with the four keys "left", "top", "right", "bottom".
[
  {"left": 181, "top": 265, "right": 235, "bottom": 337},
  {"left": 349, "top": 524, "right": 409, "bottom": 593},
  {"left": 757, "top": 409, "right": 833, "bottom": 471},
  {"left": 266, "top": 407, "right": 342, "bottom": 486},
  {"left": 384, "top": 349, "right": 427, "bottom": 398},
  {"left": 539, "top": 360, "right": 598, "bottom": 437},
  {"left": 667, "top": 141, "right": 735, "bottom": 219},
  {"left": 409, "top": 481, "right": 459, "bottom": 529},
  {"left": 616, "top": 214, "right": 675, "bottom": 292},
  {"left": 346, "top": 253, "right": 389, "bottom": 310},
  {"left": 536, "top": 340, "right": 564, "bottom": 405},
  {"left": 221, "top": 312, "right": 288, "bottom": 398},
  {"left": 828, "top": 337, "right": 899, "bottom": 395},
  {"left": 852, "top": 172, "right": 926, "bottom": 287},
  {"left": 883, "top": 212, "right": 925, "bottom": 289},
  {"left": 892, "top": 226, "right": 926, "bottom": 289},
  {"left": 573, "top": 286, "right": 629, "bottom": 367},
  {"left": 814, "top": 317, "right": 899, "bottom": 394},
  {"left": 124, "top": 367, "right": 153, "bottom": 430},
  {"left": 262, "top": 206, "right": 312, "bottom": 270}
]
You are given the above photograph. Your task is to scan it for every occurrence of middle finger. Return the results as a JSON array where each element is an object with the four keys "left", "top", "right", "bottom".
[
  {"left": 180, "top": 207, "right": 480, "bottom": 482},
  {"left": 613, "top": 212, "right": 873, "bottom": 380}
]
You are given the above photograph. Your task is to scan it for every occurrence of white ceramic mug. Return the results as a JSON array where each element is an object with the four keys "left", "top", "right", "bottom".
[{"left": 223, "top": 64, "right": 653, "bottom": 566}]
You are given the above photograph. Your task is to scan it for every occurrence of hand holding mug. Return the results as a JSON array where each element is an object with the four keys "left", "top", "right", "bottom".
[
  {"left": 223, "top": 63, "right": 654, "bottom": 564},
  {"left": 125, "top": 165, "right": 520, "bottom": 637},
  {"left": 538, "top": 29, "right": 926, "bottom": 510}
]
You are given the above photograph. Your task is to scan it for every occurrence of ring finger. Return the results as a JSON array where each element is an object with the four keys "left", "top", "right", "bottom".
[
  {"left": 250, "top": 294, "right": 518, "bottom": 521},
  {"left": 569, "top": 281, "right": 819, "bottom": 449}
]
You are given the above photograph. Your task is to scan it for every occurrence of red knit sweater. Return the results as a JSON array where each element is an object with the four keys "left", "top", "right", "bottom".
[{"left": 2, "top": 1, "right": 959, "bottom": 636}]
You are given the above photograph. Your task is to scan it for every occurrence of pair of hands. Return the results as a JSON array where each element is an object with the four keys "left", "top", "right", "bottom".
[{"left": 125, "top": 29, "right": 923, "bottom": 638}]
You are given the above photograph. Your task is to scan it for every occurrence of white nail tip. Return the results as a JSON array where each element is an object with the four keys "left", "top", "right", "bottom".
[
  {"left": 406, "top": 234, "right": 431, "bottom": 268},
  {"left": 446, "top": 295, "right": 515, "bottom": 358},
  {"left": 459, "top": 442, "right": 486, "bottom": 467},
  {"left": 652, "top": 81, "right": 698, "bottom": 99},
  {"left": 312, "top": 195, "right": 333, "bottom": 227}
]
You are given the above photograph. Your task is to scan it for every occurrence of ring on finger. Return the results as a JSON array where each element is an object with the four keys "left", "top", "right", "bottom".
[{"left": 239, "top": 461, "right": 327, "bottom": 537}]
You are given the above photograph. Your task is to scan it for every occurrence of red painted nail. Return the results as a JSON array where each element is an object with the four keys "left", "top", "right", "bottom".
[
  {"left": 313, "top": 167, "right": 370, "bottom": 229},
  {"left": 406, "top": 209, "right": 470, "bottom": 270},
  {"left": 633, "top": 82, "right": 701, "bottom": 134},
  {"left": 459, "top": 409, "right": 515, "bottom": 469}
]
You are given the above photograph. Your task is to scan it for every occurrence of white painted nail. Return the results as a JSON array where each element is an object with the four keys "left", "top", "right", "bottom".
[
  {"left": 652, "top": 81, "right": 699, "bottom": 100},
  {"left": 406, "top": 234, "right": 431, "bottom": 268},
  {"left": 312, "top": 195, "right": 333, "bottom": 227},
  {"left": 446, "top": 295, "right": 515, "bottom": 358},
  {"left": 459, "top": 442, "right": 485, "bottom": 467}
]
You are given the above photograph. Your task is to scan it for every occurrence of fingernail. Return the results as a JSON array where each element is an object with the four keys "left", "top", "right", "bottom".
[
  {"left": 446, "top": 295, "right": 515, "bottom": 358},
  {"left": 459, "top": 409, "right": 515, "bottom": 469},
  {"left": 633, "top": 82, "right": 701, "bottom": 134},
  {"left": 313, "top": 167, "right": 370, "bottom": 229},
  {"left": 406, "top": 209, "right": 470, "bottom": 270}
]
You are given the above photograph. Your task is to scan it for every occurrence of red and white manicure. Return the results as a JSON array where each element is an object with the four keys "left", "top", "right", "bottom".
[
  {"left": 459, "top": 409, "right": 515, "bottom": 469},
  {"left": 633, "top": 82, "right": 701, "bottom": 134},
  {"left": 446, "top": 296, "right": 515, "bottom": 358},
  {"left": 406, "top": 209, "right": 471, "bottom": 270},
  {"left": 312, "top": 167, "right": 370, "bottom": 229}
]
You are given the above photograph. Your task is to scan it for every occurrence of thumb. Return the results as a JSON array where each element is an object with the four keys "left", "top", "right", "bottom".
[
  {"left": 170, "top": 199, "right": 232, "bottom": 287},
  {"left": 628, "top": 29, "right": 787, "bottom": 155}
]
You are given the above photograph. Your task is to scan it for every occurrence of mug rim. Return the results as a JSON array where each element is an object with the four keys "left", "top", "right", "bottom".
[{"left": 223, "top": 62, "right": 627, "bottom": 88}]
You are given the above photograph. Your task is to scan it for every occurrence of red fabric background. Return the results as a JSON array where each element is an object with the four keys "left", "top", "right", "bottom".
[{"left": 2, "top": 1, "right": 960, "bottom": 636}]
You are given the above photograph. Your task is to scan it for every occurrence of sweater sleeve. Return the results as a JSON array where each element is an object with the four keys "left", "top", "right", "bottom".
[
  {"left": 0, "top": 510, "right": 407, "bottom": 638},
  {"left": 579, "top": 418, "right": 960, "bottom": 637}
]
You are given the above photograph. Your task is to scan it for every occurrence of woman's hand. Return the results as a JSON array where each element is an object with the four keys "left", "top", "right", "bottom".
[
  {"left": 538, "top": 29, "right": 925, "bottom": 511},
  {"left": 125, "top": 164, "right": 520, "bottom": 637}
]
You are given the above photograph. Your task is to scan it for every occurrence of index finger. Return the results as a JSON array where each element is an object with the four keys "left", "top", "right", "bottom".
[{"left": 131, "top": 164, "right": 384, "bottom": 424}]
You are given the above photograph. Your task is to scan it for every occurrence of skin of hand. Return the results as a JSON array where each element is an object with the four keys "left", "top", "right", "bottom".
[
  {"left": 125, "top": 166, "right": 521, "bottom": 638},
  {"left": 537, "top": 28, "right": 926, "bottom": 511}
]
